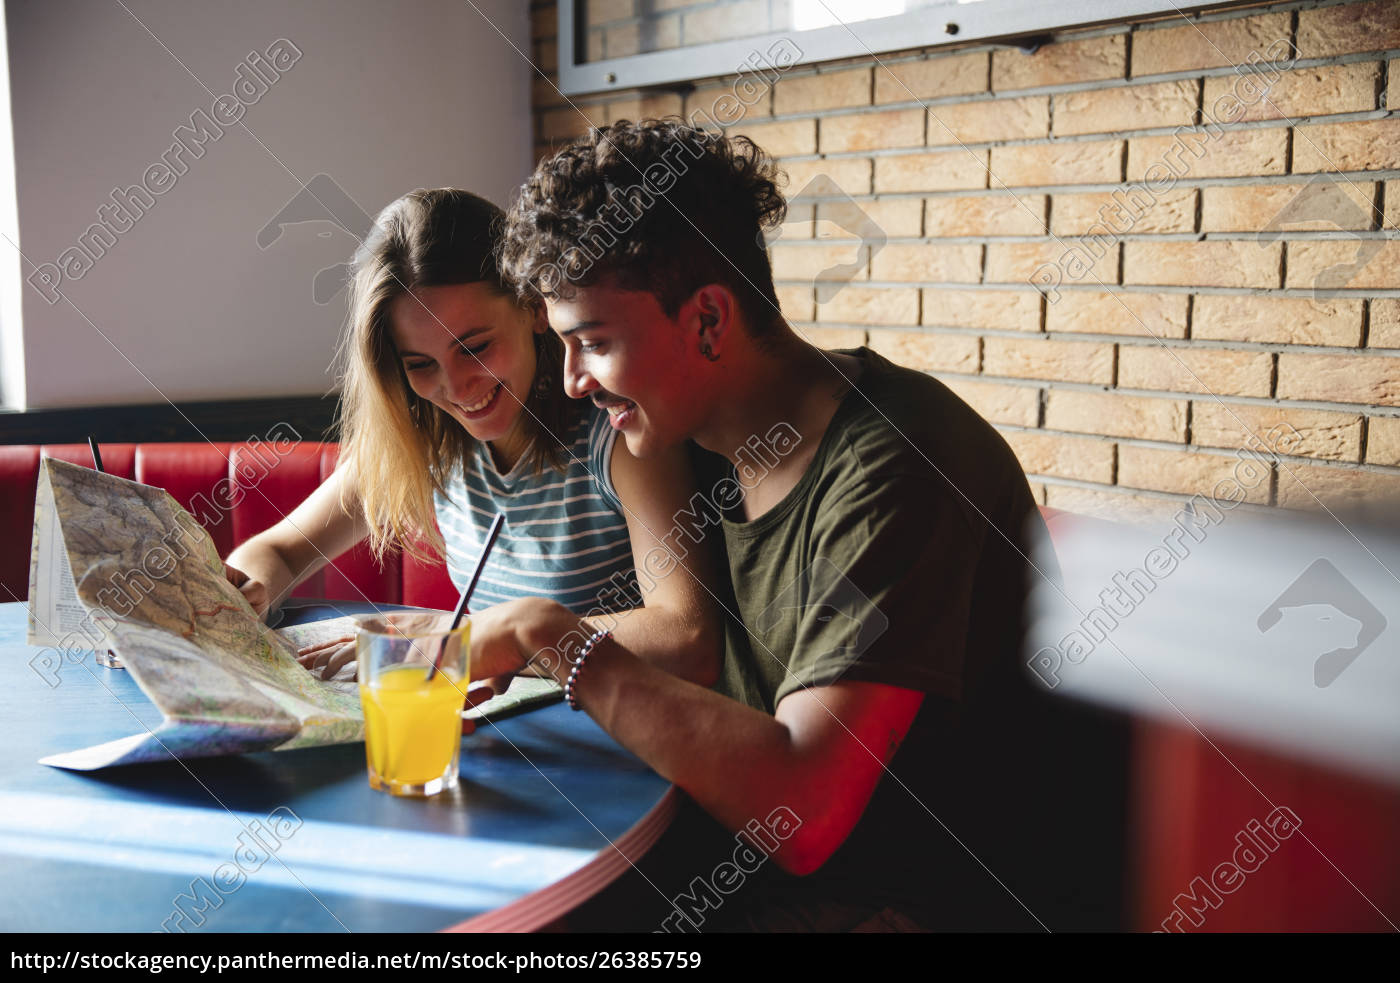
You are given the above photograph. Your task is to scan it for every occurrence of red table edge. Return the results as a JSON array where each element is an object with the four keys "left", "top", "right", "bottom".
[{"left": 440, "top": 786, "right": 682, "bottom": 933}]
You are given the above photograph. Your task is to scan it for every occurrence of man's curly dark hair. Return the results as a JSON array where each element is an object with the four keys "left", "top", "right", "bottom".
[{"left": 502, "top": 117, "right": 788, "bottom": 337}]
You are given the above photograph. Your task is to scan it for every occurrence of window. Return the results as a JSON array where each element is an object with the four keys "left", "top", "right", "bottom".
[{"left": 560, "top": 0, "right": 1253, "bottom": 95}]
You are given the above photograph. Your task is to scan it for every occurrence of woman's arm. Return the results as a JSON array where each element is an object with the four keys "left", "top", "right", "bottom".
[{"left": 224, "top": 465, "right": 371, "bottom": 618}]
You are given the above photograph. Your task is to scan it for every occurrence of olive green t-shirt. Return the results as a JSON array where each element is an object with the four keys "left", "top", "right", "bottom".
[
  {"left": 717, "top": 347, "right": 1040, "bottom": 713},
  {"left": 705, "top": 347, "right": 1074, "bottom": 929}
]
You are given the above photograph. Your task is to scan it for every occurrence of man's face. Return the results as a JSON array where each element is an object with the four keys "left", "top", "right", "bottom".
[{"left": 545, "top": 283, "right": 706, "bottom": 458}]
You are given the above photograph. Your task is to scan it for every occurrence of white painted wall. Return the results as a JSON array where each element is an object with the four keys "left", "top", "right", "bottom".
[
  {"left": 0, "top": 5, "right": 22, "bottom": 409},
  {"left": 3, "top": 0, "right": 532, "bottom": 409}
]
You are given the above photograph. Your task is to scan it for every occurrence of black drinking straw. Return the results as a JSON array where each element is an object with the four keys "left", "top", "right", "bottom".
[
  {"left": 426, "top": 512, "right": 504, "bottom": 682},
  {"left": 88, "top": 436, "right": 125, "bottom": 670}
]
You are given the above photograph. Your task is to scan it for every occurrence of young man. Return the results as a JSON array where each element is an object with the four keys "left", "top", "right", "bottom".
[{"left": 476, "top": 119, "right": 1125, "bottom": 931}]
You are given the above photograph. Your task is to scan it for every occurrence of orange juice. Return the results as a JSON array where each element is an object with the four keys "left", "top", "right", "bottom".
[{"left": 359, "top": 665, "right": 465, "bottom": 790}]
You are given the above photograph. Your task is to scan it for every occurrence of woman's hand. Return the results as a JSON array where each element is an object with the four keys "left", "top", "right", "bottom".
[
  {"left": 293, "top": 632, "right": 497, "bottom": 735},
  {"left": 293, "top": 597, "right": 571, "bottom": 689},
  {"left": 295, "top": 635, "right": 356, "bottom": 679},
  {"left": 223, "top": 562, "right": 271, "bottom": 619}
]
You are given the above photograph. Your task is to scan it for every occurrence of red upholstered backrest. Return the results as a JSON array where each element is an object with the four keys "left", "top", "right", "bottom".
[
  {"left": 308, "top": 445, "right": 457, "bottom": 609},
  {"left": 0, "top": 445, "right": 43, "bottom": 604},
  {"left": 402, "top": 547, "right": 461, "bottom": 611},
  {"left": 4, "top": 441, "right": 456, "bottom": 609},
  {"left": 44, "top": 443, "right": 138, "bottom": 480},
  {"left": 134, "top": 443, "right": 238, "bottom": 557},
  {"left": 301, "top": 444, "right": 403, "bottom": 606},
  {"left": 226, "top": 441, "right": 333, "bottom": 598},
  {"left": 0, "top": 444, "right": 139, "bottom": 603}
]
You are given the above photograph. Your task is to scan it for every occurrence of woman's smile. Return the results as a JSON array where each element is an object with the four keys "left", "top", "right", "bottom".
[{"left": 454, "top": 382, "right": 504, "bottom": 419}]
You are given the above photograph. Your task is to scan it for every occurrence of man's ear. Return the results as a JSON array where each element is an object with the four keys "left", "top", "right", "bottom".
[
  {"left": 529, "top": 302, "right": 550, "bottom": 335},
  {"left": 690, "top": 284, "right": 737, "bottom": 355}
]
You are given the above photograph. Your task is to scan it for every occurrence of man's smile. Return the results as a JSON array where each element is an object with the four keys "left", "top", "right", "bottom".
[{"left": 593, "top": 392, "right": 637, "bottom": 429}]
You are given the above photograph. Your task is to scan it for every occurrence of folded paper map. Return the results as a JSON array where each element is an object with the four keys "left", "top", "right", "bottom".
[{"left": 27, "top": 458, "right": 364, "bottom": 770}]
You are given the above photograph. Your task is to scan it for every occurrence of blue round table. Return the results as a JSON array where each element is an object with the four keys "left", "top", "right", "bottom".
[{"left": 0, "top": 600, "right": 675, "bottom": 932}]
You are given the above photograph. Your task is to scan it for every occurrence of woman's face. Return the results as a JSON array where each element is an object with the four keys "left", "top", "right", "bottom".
[{"left": 390, "top": 282, "right": 545, "bottom": 449}]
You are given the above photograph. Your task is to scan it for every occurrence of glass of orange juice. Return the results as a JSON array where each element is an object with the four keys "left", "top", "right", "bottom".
[{"left": 355, "top": 612, "right": 470, "bottom": 797}]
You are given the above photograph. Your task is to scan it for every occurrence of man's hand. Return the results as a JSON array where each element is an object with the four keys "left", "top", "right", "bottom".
[{"left": 466, "top": 596, "right": 577, "bottom": 693}]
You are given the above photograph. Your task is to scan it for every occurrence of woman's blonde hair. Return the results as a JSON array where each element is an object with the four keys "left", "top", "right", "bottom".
[{"left": 333, "top": 188, "right": 576, "bottom": 563}]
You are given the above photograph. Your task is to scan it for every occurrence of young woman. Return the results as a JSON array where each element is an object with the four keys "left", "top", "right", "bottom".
[{"left": 224, "top": 188, "right": 720, "bottom": 687}]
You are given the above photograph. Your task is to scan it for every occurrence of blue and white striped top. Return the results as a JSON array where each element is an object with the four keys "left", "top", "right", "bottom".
[{"left": 433, "top": 404, "right": 639, "bottom": 615}]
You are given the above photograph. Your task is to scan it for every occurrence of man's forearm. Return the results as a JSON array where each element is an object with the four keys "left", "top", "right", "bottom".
[
  {"left": 590, "top": 605, "right": 720, "bottom": 687},
  {"left": 520, "top": 606, "right": 829, "bottom": 874}
]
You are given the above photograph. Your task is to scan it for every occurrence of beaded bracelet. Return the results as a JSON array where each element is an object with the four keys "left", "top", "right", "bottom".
[{"left": 565, "top": 627, "right": 611, "bottom": 711}]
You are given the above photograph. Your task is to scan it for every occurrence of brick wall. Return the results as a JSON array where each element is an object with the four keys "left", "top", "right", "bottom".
[{"left": 530, "top": 0, "right": 1400, "bottom": 522}]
